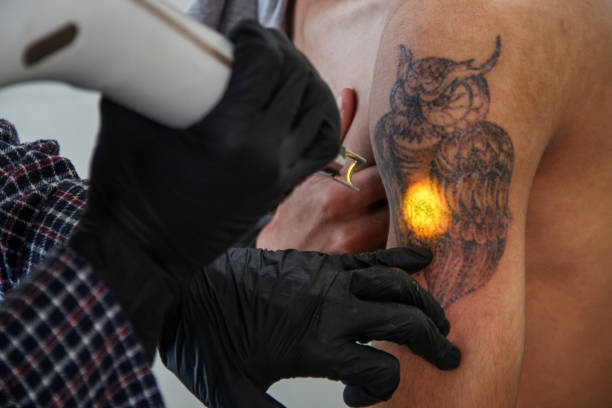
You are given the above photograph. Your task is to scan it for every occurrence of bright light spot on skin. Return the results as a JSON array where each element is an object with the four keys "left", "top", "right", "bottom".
[{"left": 403, "top": 180, "right": 450, "bottom": 240}]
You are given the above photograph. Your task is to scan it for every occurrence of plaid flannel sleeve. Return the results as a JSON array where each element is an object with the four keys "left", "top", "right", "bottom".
[{"left": 0, "top": 120, "right": 164, "bottom": 407}]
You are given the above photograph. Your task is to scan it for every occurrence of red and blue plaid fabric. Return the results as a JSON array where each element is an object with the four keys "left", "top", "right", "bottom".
[{"left": 0, "top": 119, "right": 164, "bottom": 407}]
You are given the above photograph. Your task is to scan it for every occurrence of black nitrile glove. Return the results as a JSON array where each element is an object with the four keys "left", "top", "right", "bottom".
[
  {"left": 69, "top": 20, "right": 340, "bottom": 361},
  {"left": 159, "top": 247, "right": 460, "bottom": 408}
]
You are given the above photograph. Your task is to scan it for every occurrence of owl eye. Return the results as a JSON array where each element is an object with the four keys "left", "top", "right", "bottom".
[{"left": 420, "top": 83, "right": 473, "bottom": 127}]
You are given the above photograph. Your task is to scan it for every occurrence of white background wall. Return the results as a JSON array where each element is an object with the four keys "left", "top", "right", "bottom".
[{"left": 0, "top": 0, "right": 346, "bottom": 406}]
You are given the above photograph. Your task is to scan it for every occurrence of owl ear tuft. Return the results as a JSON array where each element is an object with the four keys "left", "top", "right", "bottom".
[
  {"left": 399, "top": 45, "right": 413, "bottom": 67},
  {"left": 397, "top": 45, "right": 413, "bottom": 81}
]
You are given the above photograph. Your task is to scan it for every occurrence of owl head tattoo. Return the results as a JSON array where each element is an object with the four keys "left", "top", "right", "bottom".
[{"left": 391, "top": 36, "right": 501, "bottom": 131}]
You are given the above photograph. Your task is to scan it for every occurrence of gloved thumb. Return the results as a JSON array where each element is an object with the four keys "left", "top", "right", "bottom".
[
  {"left": 220, "top": 377, "right": 286, "bottom": 408},
  {"left": 337, "top": 247, "right": 432, "bottom": 272}
]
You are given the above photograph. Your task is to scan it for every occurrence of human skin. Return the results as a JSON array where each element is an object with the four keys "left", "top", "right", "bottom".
[
  {"left": 257, "top": 88, "right": 391, "bottom": 254},
  {"left": 263, "top": 0, "right": 612, "bottom": 406},
  {"left": 256, "top": 0, "right": 391, "bottom": 254}
]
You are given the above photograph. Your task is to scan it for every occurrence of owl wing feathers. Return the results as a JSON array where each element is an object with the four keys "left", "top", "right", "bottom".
[
  {"left": 433, "top": 121, "right": 513, "bottom": 243},
  {"left": 426, "top": 121, "right": 514, "bottom": 306}
]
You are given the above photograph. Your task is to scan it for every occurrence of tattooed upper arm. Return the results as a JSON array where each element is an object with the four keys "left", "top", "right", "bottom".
[
  {"left": 367, "top": 1, "right": 560, "bottom": 405},
  {"left": 374, "top": 37, "right": 514, "bottom": 308}
]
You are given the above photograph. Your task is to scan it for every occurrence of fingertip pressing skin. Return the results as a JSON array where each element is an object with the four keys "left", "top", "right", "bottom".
[
  {"left": 436, "top": 344, "right": 461, "bottom": 371},
  {"left": 344, "top": 385, "right": 383, "bottom": 407},
  {"left": 339, "top": 345, "right": 400, "bottom": 406}
]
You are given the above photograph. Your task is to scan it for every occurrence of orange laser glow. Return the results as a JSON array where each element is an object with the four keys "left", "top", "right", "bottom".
[{"left": 403, "top": 180, "right": 450, "bottom": 240}]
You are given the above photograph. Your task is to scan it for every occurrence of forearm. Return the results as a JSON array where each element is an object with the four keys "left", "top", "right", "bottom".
[{"left": 0, "top": 245, "right": 163, "bottom": 407}]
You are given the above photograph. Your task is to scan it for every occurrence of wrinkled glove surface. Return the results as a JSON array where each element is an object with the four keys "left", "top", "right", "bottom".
[
  {"left": 69, "top": 20, "right": 340, "bottom": 361},
  {"left": 160, "top": 247, "right": 460, "bottom": 408}
]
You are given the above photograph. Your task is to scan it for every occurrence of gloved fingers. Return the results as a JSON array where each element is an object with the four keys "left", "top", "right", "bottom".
[
  {"left": 96, "top": 98, "right": 171, "bottom": 193},
  {"left": 329, "top": 343, "right": 399, "bottom": 406},
  {"left": 220, "top": 377, "right": 286, "bottom": 408},
  {"left": 349, "top": 303, "right": 460, "bottom": 371},
  {"left": 99, "top": 97, "right": 130, "bottom": 123},
  {"left": 263, "top": 29, "right": 311, "bottom": 119},
  {"left": 350, "top": 266, "right": 450, "bottom": 335},
  {"left": 224, "top": 20, "right": 283, "bottom": 110},
  {"left": 264, "top": 61, "right": 310, "bottom": 127},
  {"left": 336, "top": 247, "right": 432, "bottom": 272},
  {"left": 282, "top": 95, "right": 340, "bottom": 181},
  {"left": 99, "top": 97, "right": 164, "bottom": 138},
  {"left": 272, "top": 29, "right": 339, "bottom": 173},
  {"left": 344, "top": 385, "right": 385, "bottom": 408}
]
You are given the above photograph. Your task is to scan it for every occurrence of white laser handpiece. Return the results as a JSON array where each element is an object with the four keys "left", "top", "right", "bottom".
[
  {"left": 0, "top": 0, "right": 364, "bottom": 189},
  {"left": 0, "top": 0, "right": 233, "bottom": 128}
]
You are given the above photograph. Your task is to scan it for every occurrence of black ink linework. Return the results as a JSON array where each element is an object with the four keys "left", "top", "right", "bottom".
[{"left": 373, "top": 36, "right": 514, "bottom": 307}]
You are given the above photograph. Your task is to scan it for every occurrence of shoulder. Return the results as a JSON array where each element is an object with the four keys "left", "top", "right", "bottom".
[
  {"left": 372, "top": 0, "right": 605, "bottom": 163},
  {"left": 381, "top": 0, "right": 612, "bottom": 100}
]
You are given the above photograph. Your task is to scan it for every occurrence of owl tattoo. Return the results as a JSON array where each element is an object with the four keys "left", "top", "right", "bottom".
[{"left": 373, "top": 37, "right": 514, "bottom": 308}]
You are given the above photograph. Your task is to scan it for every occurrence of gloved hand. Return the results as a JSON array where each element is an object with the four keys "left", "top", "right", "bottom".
[
  {"left": 69, "top": 20, "right": 340, "bottom": 361},
  {"left": 159, "top": 247, "right": 460, "bottom": 408}
]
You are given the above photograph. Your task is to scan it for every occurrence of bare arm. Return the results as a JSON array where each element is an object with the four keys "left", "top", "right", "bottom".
[{"left": 369, "top": 1, "right": 567, "bottom": 405}]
